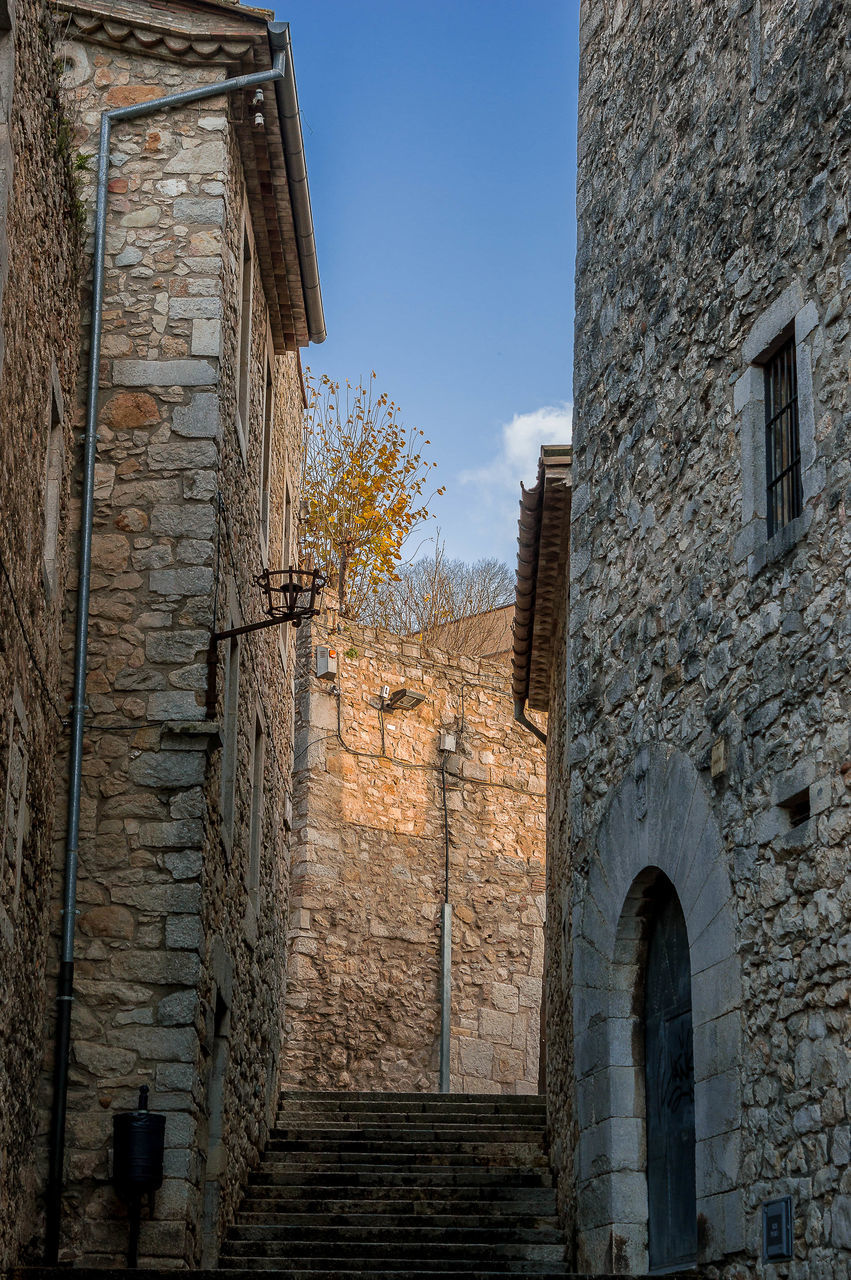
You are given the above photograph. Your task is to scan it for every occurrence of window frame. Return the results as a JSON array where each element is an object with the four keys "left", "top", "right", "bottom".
[
  {"left": 763, "top": 335, "right": 802, "bottom": 540},
  {"left": 235, "top": 209, "right": 255, "bottom": 465},
  {"left": 733, "top": 279, "right": 821, "bottom": 577},
  {"left": 259, "top": 348, "right": 274, "bottom": 564},
  {"left": 220, "top": 602, "right": 241, "bottom": 854},
  {"left": 246, "top": 703, "right": 266, "bottom": 907}
]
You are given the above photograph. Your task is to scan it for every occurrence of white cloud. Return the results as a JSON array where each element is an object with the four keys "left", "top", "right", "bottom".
[
  {"left": 450, "top": 403, "right": 572, "bottom": 563},
  {"left": 462, "top": 402, "right": 573, "bottom": 493}
]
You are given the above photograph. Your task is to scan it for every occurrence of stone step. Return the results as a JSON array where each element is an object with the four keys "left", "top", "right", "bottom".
[
  {"left": 273, "top": 1121, "right": 545, "bottom": 1141},
  {"left": 217, "top": 1264, "right": 570, "bottom": 1274},
  {"left": 229, "top": 1223, "right": 564, "bottom": 1244},
  {"left": 266, "top": 1138, "right": 546, "bottom": 1157},
  {"left": 238, "top": 1191, "right": 557, "bottom": 1214},
  {"left": 275, "top": 1100, "right": 545, "bottom": 1111},
  {"left": 235, "top": 1210, "right": 559, "bottom": 1229},
  {"left": 248, "top": 1167, "right": 554, "bottom": 1188},
  {"left": 279, "top": 1091, "right": 546, "bottom": 1105},
  {"left": 222, "top": 1092, "right": 564, "bottom": 1277},
  {"left": 259, "top": 1153, "right": 550, "bottom": 1170},
  {"left": 14, "top": 1268, "right": 701, "bottom": 1279},
  {"left": 219, "top": 1239, "right": 566, "bottom": 1262}
]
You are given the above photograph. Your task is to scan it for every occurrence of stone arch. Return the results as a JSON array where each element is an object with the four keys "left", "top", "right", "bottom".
[{"left": 572, "top": 744, "right": 744, "bottom": 1274}]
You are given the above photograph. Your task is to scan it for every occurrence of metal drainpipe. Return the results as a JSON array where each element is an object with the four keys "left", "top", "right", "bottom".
[
  {"left": 513, "top": 697, "right": 547, "bottom": 746},
  {"left": 438, "top": 754, "right": 452, "bottom": 1093},
  {"left": 45, "top": 45, "right": 291, "bottom": 1266}
]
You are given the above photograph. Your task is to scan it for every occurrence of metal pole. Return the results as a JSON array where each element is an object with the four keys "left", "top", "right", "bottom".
[
  {"left": 439, "top": 903, "right": 452, "bottom": 1093},
  {"left": 44, "top": 47, "right": 288, "bottom": 1264},
  {"left": 438, "top": 755, "right": 451, "bottom": 1093}
]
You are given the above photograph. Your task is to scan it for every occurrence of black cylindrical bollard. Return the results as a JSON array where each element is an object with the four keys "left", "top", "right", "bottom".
[{"left": 112, "top": 1086, "right": 166, "bottom": 1267}]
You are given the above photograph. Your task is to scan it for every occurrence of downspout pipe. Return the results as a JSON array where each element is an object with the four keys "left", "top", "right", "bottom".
[
  {"left": 514, "top": 697, "right": 547, "bottom": 746},
  {"left": 267, "top": 23, "right": 326, "bottom": 344},
  {"left": 438, "top": 753, "right": 451, "bottom": 1093},
  {"left": 45, "top": 49, "right": 290, "bottom": 1266}
]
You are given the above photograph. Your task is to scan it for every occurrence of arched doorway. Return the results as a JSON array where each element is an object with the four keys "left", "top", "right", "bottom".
[
  {"left": 572, "top": 745, "right": 743, "bottom": 1273},
  {"left": 644, "top": 878, "right": 696, "bottom": 1272}
]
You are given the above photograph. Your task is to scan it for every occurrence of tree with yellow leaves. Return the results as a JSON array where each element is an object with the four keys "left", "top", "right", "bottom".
[{"left": 299, "top": 370, "right": 444, "bottom": 618}]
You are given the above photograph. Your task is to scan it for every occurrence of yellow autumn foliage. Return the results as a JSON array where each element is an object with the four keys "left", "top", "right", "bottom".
[{"left": 299, "top": 370, "right": 445, "bottom": 618}]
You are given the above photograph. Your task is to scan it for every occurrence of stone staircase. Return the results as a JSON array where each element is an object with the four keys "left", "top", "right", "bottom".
[{"left": 218, "top": 1089, "right": 569, "bottom": 1278}]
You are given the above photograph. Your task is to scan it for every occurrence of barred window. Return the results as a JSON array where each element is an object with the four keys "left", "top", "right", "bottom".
[{"left": 764, "top": 339, "right": 802, "bottom": 538}]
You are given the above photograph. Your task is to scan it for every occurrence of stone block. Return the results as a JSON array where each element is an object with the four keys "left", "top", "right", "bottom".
[
  {"left": 108, "top": 1025, "right": 198, "bottom": 1064},
  {"left": 156, "top": 1062, "right": 194, "bottom": 1092},
  {"left": 491, "top": 982, "right": 520, "bottom": 1012},
  {"left": 145, "top": 629, "right": 209, "bottom": 665},
  {"left": 458, "top": 1037, "right": 494, "bottom": 1078},
  {"left": 148, "top": 440, "right": 218, "bottom": 471},
  {"left": 478, "top": 1008, "right": 515, "bottom": 1044},
  {"left": 695, "top": 1069, "right": 741, "bottom": 1140},
  {"left": 111, "top": 881, "right": 201, "bottom": 912},
  {"left": 696, "top": 1130, "right": 741, "bottom": 1195},
  {"left": 79, "top": 905, "right": 135, "bottom": 940},
  {"left": 101, "top": 391, "right": 160, "bottom": 428},
  {"left": 129, "top": 750, "right": 206, "bottom": 789},
  {"left": 150, "top": 504, "right": 216, "bottom": 538},
  {"left": 113, "top": 358, "right": 217, "bottom": 387},
  {"left": 137, "top": 1218, "right": 187, "bottom": 1257},
  {"left": 173, "top": 196, "right": 224, "bottom": 224},
  {"left": 191, "top": 318, "right": 221, "bottom": 357},
  {"left": 114, "top": 245, "right": 143, "bottom": 267},
  {"left": 74, "top": 1041, "right": 136, "bottom": 1077},
  {"left": 169, "top": 297, "right": 223, "bottom": 320},
  {"left": 157, "top": 990, "right": 198, "bottom": 1026},
  {"left": 164, "top": 850, "right": 203, "bottom": 880},
  {"left": 164, "top": 140, "right": 226, "bottom": 174},
  {"left": 165, "top": 914, "right": 204, "bottom": 950},
  {"left": 136, "top": 820, "right": 205, "bottom": 849},
  {"left": 149, "top": 567, "right": 214, "bottom": 599},
  {"left": 693, "top": 1010, "right": 742, "bottom": 1083}
]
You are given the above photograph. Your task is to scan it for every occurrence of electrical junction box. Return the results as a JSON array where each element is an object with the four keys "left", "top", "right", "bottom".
[
  {"left": 762, "top": 1196, "right": 793, "bottom": 1261},
  {"left": 438, "top": 732, "right": 457, "bottom": 754},
  {"left": 315, "top": 646, "right": 337, "bottom": 680}
]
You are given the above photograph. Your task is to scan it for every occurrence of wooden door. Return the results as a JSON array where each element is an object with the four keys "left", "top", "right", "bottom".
[{"left": 644, "top": 883, "right": 696, "bottom": 1272}]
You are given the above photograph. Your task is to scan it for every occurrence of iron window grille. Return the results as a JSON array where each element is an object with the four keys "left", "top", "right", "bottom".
[{"left": 764, "top": 337, "right": 802, "bottom": 539}]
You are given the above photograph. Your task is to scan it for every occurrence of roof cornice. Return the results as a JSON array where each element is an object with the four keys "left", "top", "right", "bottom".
[
  {"left": 511, "top": 446, "right": 572, "bottom": 713},
  {"left": 56, "top": 0, "right": 264, "bottom": 65}
]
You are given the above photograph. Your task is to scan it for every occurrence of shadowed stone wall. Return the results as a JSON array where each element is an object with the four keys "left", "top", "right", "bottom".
[
  {"left": 33, "top": 12, "right": 306, "bottom": 1267},
  {"left": 283, "top": 612, "right": 546, "bottom": 1095},
  {"left": 0, "top": 0, "right": 82, "bottom": 1268},
  {"left": 551, "top": 0, "right": 850, "bottom": 1274}
]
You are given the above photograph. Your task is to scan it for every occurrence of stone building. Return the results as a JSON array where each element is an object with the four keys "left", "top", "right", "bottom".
[
  {"left": 516, "top": 1, "right": 850, "bottom": 1275},
  {"left": 282, "top": 609, "right": 546, "bottom": 1096},
  {"left": 0, "top": 0, "right": 83, "bottom": 1270},
  {"left": 15, "top": 0, "right": 324, "bottom": 1268}
]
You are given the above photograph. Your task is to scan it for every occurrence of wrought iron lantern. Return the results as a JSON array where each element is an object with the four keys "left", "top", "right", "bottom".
[{"left": 213, "top": 567, "right": 325, "bottom": 642}]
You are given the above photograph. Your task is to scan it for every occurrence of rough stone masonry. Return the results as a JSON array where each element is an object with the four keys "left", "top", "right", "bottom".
[
  {"left": 32, "top": 1, "right": 317, "bottom": 1267},
  {"left": 283, "top": 611, "right": 547, "bottom": 1096},
  {"left": 543, "top": 0, "right": 850, "bottom": 1275}
]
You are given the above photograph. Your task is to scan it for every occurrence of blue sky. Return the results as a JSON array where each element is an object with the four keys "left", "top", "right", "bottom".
[{"left": 276, "top": 0, "right": 579, "bottom": 565}]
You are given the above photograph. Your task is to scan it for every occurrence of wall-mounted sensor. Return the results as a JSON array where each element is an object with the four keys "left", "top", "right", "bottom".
[
  {"left": 316, "top": 646, "right": 337, "bottom": 680},
  {"left": 438, "top": 732, "right": 457, "bottom": 754}
]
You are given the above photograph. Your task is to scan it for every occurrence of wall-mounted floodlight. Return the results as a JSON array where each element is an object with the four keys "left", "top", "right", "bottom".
[{"left": 382, "top": 687, "right": 426, "bottom": 712}]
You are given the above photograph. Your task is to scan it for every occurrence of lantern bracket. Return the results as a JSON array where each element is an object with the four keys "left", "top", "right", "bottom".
[{"left": 212, "top": 567, "right": 325, "bottom": 642}]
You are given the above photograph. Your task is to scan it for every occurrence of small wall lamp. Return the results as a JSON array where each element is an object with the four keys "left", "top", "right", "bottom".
[{"left": 381, "top": 687, "right": 426, "bottom": 712}]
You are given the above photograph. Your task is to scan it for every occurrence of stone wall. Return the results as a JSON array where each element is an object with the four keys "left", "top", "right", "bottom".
[
  {"left": 36, "top": 20, "right": 306, "bottom": 1267},
  {"left": 0, "top": 0, "right": 82, "bottom": 1269},
  {"left": 283, "top": 612, "right": 546, "bottom": 1095},
  {"left": 556, "top": 0, "right": 850, "bottom": 1274}
]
